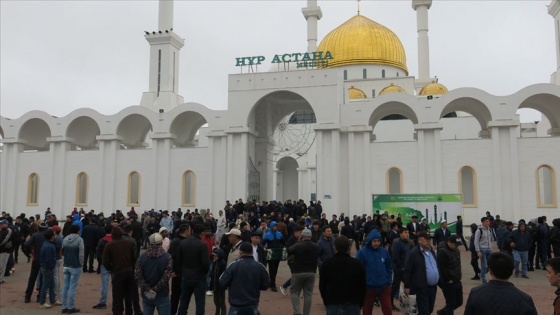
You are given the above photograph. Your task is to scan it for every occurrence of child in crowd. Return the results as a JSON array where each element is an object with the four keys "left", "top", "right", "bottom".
[{"left": 210, "top": 248, "right": 227, "bottom": 315}]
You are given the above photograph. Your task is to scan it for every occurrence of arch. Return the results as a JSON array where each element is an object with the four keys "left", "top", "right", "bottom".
[
  {"left": 386, "top": 167, "right": 402, "bottom": 194},
  {"left": 116, "top": 114, "right": 153, "bottom": 149},
  {"left": 128, "top": 171, "right": 141, "bottom": 206},
  {"left": 369, "top": 101, "right": 418, "bottom": 142},
  {"left": 369, "top": 101, "right": 419, "bottom": 129},
  {"left": 27, "top": 173, "right": 39, "bottom": 205},
  {"left": 458, "top": 166, "right": 478, "bottom": 207},
  {"left": 536, "top": 164, "right": 557, "bottom": 207},
  {"left": 182, "top": 170, "right": 196, "bottom": 206},
  {"left": 66, "top": 116, "right": 100, "bottom": 150},
  {"left": 18, "top": 118, "right": 51, "bottom": 151},
  {"left": 439, "top": 97, "right": 493, "bottom": 132},
  {"left": 170, "top": 111, "right": 209, "bottom": 148},
  {"left": 75, "top": 172, "right": 88, "bottom": 205},
  {"left": 518, "top": 92, "right": 560, "bottom": 133},
  {"left": 276, "top": 157, "right": 299, "bottom": 201}
]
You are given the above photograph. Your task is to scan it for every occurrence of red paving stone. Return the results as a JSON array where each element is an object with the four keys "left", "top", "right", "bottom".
[{"left": 0, "top": 249, "right": 555, "bottom": 314}]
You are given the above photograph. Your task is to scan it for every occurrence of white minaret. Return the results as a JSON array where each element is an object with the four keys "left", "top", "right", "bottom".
[
  {"left": 140, "top": 0, "right": 185, "bottom": 112},
  {"left": 548, "top": 0, "right": 560, "bottom": 85},
  {"left": 302, "top": 0, "right": 322, "bottom": 53},
  {"left": 412, "top": 0, "right": 433, "bottom": 87}
]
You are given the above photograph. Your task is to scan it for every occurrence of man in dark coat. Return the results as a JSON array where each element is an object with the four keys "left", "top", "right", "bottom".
[
  {"left": 432, "top": 220, "right": 451, "bottom": 249},
  {"left": 436, "top": 234, "right": 463, "bottom": 315}
]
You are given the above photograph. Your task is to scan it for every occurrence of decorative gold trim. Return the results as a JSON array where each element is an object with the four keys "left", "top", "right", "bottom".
[
  {"left": 536, "top": 164, "right": 558, "bottom": 208},
  {"left": 182, "top": 170, "right": 196, "bottom": 207},
  {"left": 127, "top": 171, "right": 141, "bottom": 207},
  {"left": 458, "top": 166, "right": 478, "bottom": 207},
  {"left": 27, "top": 173, "right": 39, "bottom": 206},
  {"left": 385, "top": 167, "right": 403, "bottom": 194},
  {"left": 75, "top": 172, "right": 88, "bottom": 206}
]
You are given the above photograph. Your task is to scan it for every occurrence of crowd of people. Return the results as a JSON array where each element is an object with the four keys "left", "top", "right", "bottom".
[{"left": 0, "top": 201, "right": 559, "bottom": 315}]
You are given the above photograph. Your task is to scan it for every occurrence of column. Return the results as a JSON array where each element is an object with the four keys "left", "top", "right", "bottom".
[
  {"left": 46, "top": 137, "right": 73, "bottom": 214},
  {"left": 347, "top": 126, "right": 372, "bottom": 215},
  {"left": 150, "top": 133, "right": 175, "bottom": 210},
  {"left": 415, "top": 123, "right": 443, "bottom": 193},
  {"left": 97, "top": 135, "right": 122, "bottom": 212},
  {"left": 548, "top": 0, "right": 560, "bottom": 84},
  {"left": 302, "top": 0, "right": 323, "bottom": 53},
  {"left": 0, "top": 140, "right": 24, "bottom": 213},
  {"left": 207, "top": 132, "right": 228, "bottom": 210},
  {"left": 315, "top": 125, "right": 341, "bottom": 214}
]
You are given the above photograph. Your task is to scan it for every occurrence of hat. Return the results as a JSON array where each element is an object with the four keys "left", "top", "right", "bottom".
[
  {"left": 159, "top": 227, "right": 168, "bottom": 233},
  {"left": 225, "top": 228, "right": 242, "bottom": 237},
  {"left": 417, "top": 231, "right": 432, "bottom": 239},
  {"left": 39, "top": 223, "right": 48, "bottom": 229},
  {"left": 302, "top": 228, "right": 312, "bottom": 238},
  {"left": 441, "top": 220, "right": 447, "bottom": 223},
  {"left": 411, "top": 215, "right": 418, "bottom": 219},
  {"left": 52, "top": 226, "right": 61, "bottom": 232},
  {"left": 447, "top": 234, "right": 459, "bottom": 243},
  {"left": 0, "top": 219, "right": 8, "bottom": 224},
  {"left": 250, "top": 231, "right": 262, "bottom": 237},
  {"left": 149, "top": 233, "right": 163, "bottom": 245},
  {"left": 239, "top": 242, "right": 253, "bottom": 254}
]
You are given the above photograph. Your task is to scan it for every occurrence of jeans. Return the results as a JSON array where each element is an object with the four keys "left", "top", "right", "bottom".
[
  {"left": 177, "top": 277, "right": 205, "bottom": 315},
  {"left": 363, "top": 286, "right": 392, "bottom": 315},
  {"left": 438, "top": 282, "right": 463, "bottom": 315},
  {"left": 143, "top": 295, "right": 170, "bottom": 315},
  {"left": 61, "top": 266, "right": 81, "bottom": 310},
  {"left": 414, "top": 285, "right": 437, "bottom": 315},
  {"left": 513, "top": 250, "right": 529, "bottom": 276},
  {"left": 228, "top": 305, "right": 258, "bottom": 315},
  {"left": 54, "top": 259, "right": 62, "bottom": 299},
  {"left": 39, "top": 267, "right": 56, "bottom": 305},
  {"left": 479, "top": 249, "right": 492, "bottom": 283},
  {"left": 325, "top": 303, "right": 360, "bottom": 315},
  {"left": 99, "top": 265, "right": 111, "bottom": 304},
  {"left": 290, "top": 272, "right": 315, "bottom": 315}
]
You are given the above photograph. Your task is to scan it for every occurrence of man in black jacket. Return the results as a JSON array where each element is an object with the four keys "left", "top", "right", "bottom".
[
  {"left": 507, "top": 221, "right": 532, "bottom": 278},
  {"left": 319, "top": 235, "right": 366, "bottom": 315},
  {"left": 436, "top": 234, "right": 462, "bottom": 315},
  {"left": 432, "top": 220, "right": 451, "bottom": 249},
  {"left": 391, "top": 228, "right": 414, "bottom": 310},
  {"left": 168, "top": 224, "right": 190, "bottom": 315},
  {"left": 287, "top": 228, "right": 320, "bottom": 315},
  {"left": 464, "top": 252, "right": 537, "bottom": 315},
  {"left": 175, "top": 224, "right": 209, "bottom": 315},
  {"left": 403, "top": 231, "right": 439, "bottom": 315}
]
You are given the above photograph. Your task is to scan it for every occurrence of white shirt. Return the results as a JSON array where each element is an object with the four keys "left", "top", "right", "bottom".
[{"left": 253, "top": 244, "right": 259, "bottom": 262}]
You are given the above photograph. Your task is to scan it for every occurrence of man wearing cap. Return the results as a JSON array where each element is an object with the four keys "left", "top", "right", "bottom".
[
  {"left": 432, "top": 220, "right": 451, "bottom": 249},
  {"left": 175, "top": 224, "right": 209, "bottom": 315},
  {"left": 403, "top": 231, "right": 439, "bottom": 315},
  {"left": 159, "top": 227, "right": 170, "bottom": 252},
  {"left": 287, "top": 228, "right": 320, "bottom": 315},
  {"left": 506, "top": 221, "right": 532, "bottom": 279},
  {"left": 0, "top": 219, "right": 15, "bottom": 285},
  {"left": 436, "top": 234, "right": 462, "bottom": 315},
  {"left": 134, "top": 233, "right": 173, "bottom": 315},
  {"left": 226, "top": 228, "right": 243, "bottom": 266},
  {"left": 219, "top": 242, "right": 270, "bottom": 315}
]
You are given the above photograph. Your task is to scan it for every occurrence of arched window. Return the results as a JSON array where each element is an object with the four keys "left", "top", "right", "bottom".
[
  {"left": 128, "top": 171, "right": 140, "bottom": 206},
  {"left": 386, "top": 167, "right": 402, "bottom": 194},
  {"left": 459, "top": 166, "right": 477, "bottom": 207},
  {"left": 363, "top": 69, "right": 367, "bottom": 79},
  {"left": 182, "top": 171, "right": 196, "bottom": 206},
  {"left": 343, "top": 70, "right": 348, "bottom": 80},
  {"left": 536, "top": 165, "right": 557, "bottom": 207},
  {"left": 76, "top": 172, "right": 88, "bottom": 205},
  {"left": 27, "top": 173, "right": 39, "bottom": 205},
  {"left": 382, "top": 69, "right": 386, "bottom": 78}
]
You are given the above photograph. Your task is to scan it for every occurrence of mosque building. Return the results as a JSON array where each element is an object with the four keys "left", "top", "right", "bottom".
[{"left": 1, "top": 0, "right": 559, "bottom": 224}]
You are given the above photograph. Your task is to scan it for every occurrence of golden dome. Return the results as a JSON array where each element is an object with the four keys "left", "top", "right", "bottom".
[
  {"left": 348, "top": 86, "right": 367, "bottom": 99},
  {"left": 419, "top": 82, "right": 449, "bottom": 96},
  {"left": 379, "top": 83, "right": 406, "bottom": 95},
  {"left": 317, "top": 15, "right": 408, "bottom": 74}
]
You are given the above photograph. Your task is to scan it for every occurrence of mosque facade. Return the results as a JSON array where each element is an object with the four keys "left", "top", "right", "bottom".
[{"left": 1, "top": 0, "right": 559, "bottom": 224}]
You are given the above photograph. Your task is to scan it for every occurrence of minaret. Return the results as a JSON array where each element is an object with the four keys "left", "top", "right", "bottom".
[
  {"left": 548, "top": 0, "right": 560, "bottom": 85},
  {"left": 412, "top": 0, "right": 433, "bottom": 88},
  {"left": 302, "top": 0, "right": 322, "bottom": 53},
  {"left": 140, "top": 0, "right": 185, "bottom": 112}
]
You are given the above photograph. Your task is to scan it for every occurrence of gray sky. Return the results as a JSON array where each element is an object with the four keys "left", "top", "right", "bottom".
[{"left": 0, "top": 0, "right": 556, "bottom": 121}]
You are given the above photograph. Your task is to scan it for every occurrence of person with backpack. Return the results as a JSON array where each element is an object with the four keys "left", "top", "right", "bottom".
[{"left": 474, "top": 216, "right": 496, "bottom": 284}]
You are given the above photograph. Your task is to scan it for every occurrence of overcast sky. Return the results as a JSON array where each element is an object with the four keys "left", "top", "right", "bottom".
[{"left": 0, "top": 0, "right": 556, "bottom": 121}]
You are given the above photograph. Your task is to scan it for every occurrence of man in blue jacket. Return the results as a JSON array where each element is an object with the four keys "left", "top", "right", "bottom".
[
  {"left": 38, "top": 229, "right": 57, "bottom": 309},
  {"left": 506, "top": 221, "right": 532, "bottom": 278},
  {"left": 356, "top": 229, "right": 393, "bottom": 315},
  {"left": 219, "top": 242, "right": 270, "bottom": 315}
]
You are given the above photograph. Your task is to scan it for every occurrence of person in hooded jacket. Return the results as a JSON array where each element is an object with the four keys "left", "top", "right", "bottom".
[
  {"left": 93, "top": 225, "right": 113, "bottom": 310},
  {"left": 469, "top": 223, "right": 481, "bottom": 280},
  {"left": 61, "top": 224, "right": 84, "bottom": 314},
  {"left": 71, "top": 214, "right": 83, "bottom": 237},
  {"left": 356, "top": 229, "right": 393, "bottom": 315},
  {"left": 209, "top": 248, "right": 227, "bottom": 315},
  {"left": 262, "top": 221, "right": 285, "bottom": 292}
]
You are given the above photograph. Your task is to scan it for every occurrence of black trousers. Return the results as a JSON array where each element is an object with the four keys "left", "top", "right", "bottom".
[
  {"left": 83, "top": 245, "right": 95, "bottom": 271},
  {"left": 470, "top": 251, "right": 481, "bottom": 275},
  {"left": 171, "top": 276, "right": 181, "bottom": 315},
  {"left": 438, "top": 282, "right": 463, "bottom": 314},
  {"left": 268, "top": 260, "right": 280, "bottom": 287},
  {"left": 213, "top": 289, "right": 227, "bottom": 315},
  {"left": 25, "top": 260, "right": 41, "bottom": 299},
  {"left": 391, "top": 268, "right": 404, "bottom": 301},
  {"left": 112, "top": 271, "right": 134, "bottom": 315}
]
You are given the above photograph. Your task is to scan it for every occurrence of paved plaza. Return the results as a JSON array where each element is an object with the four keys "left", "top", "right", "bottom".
[{"left": 0, "top": 249, "right": 555, "bottom": 314}]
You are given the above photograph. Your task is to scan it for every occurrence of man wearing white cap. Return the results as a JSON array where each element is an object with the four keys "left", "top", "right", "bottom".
[
  {"left": 159, "top": 227, "right": 170, "bottom": 252},
  {"left": 225, "top": 229, "right": 243, "bottom": 266}
]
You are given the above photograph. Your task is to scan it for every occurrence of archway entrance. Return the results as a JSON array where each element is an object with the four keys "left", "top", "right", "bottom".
[{"left": 276, "top": 157, "right": 299, "bottom": 202}]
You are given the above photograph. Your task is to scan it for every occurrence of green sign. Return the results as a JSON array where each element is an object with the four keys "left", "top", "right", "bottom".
[
  {"left": 235, "top": 51, "right": 333, "bottom": 69},
  {"left": 372, "top": 194, "right": 464, "bottom": 233}
]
